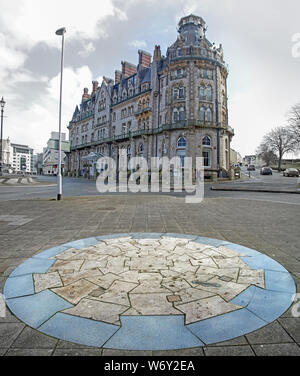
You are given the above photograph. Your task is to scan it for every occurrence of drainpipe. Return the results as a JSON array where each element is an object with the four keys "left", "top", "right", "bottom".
[{"left": 215, "top": 65, "right": 220, "bottom": 176}]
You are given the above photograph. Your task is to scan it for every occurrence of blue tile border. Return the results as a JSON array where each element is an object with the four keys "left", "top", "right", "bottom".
[
  {"left": 39, "top": 313, "right": 119, "bottom": 348},
  {"left": 4, "top": 274, "right": 34, "bottom": 299},
  {"left": 3, "top": 233, "right": 296, "bottom": 350},
  {"left": 6, "top": 290, "right": 73, "bottom": 329},
  {"left": 33, "top": 245, "right": 71, "bottom": 259},
  {"left": 187, "top": 308, "right": 267, "bottom": 345},
  {"left": 8, "top": 258, "right": 55, "bottom": 277},
  {"left": 104, "top": 316, "right": 203, "bottom": 350}
]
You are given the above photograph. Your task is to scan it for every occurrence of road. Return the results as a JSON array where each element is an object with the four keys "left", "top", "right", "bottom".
[{"left": 0, "top": 169, "right": 300, "bottom": 205}]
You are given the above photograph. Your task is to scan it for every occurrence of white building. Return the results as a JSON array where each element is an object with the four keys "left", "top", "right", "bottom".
[
  {"left": 43, "top": 132, "right": 70, "bottom": 175},
  {"left": 11, "top": 143, "right": 34, "bottom": 173}
]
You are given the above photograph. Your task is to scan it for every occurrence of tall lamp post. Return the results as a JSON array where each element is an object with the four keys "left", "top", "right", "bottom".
[
  {"left": 55, "top": 27, "right": 66, "bottom": 201},
  {"left": 0, "top": 97, "right": 6, "bottom": 176}
]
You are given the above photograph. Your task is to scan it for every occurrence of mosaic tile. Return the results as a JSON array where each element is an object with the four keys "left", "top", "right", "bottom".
[
  {"left": 39, "top": 312, "right": 119, "bottom": 347},
  {"left": 193, "top": 277, "right": 249, "bottom": 302},
  {"left": 53, "top": 248, "right": 84, "bottom": 260},
  {"left": 176, "top": 295, "right": 242, "bottom": 324},
  {"left": 48, "top": 259, "right": 84, "bottom": 274},
  {"left": 174, "top": 287, "right": 215, "bottom": 305},
  {"left": 104, "top": 316, "right": 203, "bottom": 350},
  {"left": 213, "top": 257, "right": 251, "bottom": 270},
  {"left": 224, "top": 243, "right": 261, "bottom": 257},
  {"left": 129, "top": 293, "right": 183, "bottom": 316},
  {"left": 161, "top": 277, "right": 191, "bottom": 292},
  {"left": 51, "top": 279, "right": 99, "bottom": 304},
  {"left": 6, "top": 290, "right": 73, "bottom": 328},
  {"left": 128, "top": 256, "right": 172, "bottom": 271},
  {"left": 4, "top": 234, "right": 295, "bottom": 351},
  {"left": 237, "top": 269, "right": 265, "bottom": 288},
  {"left": 97, "top": 280, "right": 138, "bottom": 306},
  {"left": 59, "top": 269, "right": 103, "bottom": 286},
  {"left": 85, "top": 273, "right": 121, "bottom": 290},
  {"left": 33, "top": 272, "right": 63, "bottom": 293},
  {"left": 63, "top": 298, "right": 128, "bottom": 325}
]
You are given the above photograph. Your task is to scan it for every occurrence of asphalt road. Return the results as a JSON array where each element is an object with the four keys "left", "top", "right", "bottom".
[{"left": 0, "top": 169, "right": 300, "bottom": 206}]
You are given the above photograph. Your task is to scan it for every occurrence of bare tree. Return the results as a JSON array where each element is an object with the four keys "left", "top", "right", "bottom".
[
  {"left": 262, "top": 126, "right": 298, "bottom": 171},
  {"left": 256, "top": 143, "right": 278, "bottom": 166},
  {"left": 287, "top": 102, "right": 300, "bottom": 144}
]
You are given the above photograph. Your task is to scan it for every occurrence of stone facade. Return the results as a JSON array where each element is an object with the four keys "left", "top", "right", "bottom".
[{"left": 67, "top": 14, "right": 234, "bottom": 179}]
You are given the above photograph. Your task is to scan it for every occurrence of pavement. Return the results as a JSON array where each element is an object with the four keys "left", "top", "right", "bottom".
[{"left": 0, "top": 193, "right": 300, "bottom": 356}]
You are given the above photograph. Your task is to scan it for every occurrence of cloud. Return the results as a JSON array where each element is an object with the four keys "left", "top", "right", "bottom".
[
  {"left": 128, "top": 40, "right": 147, "bottom": 49},
  {"left": 0, "top": 0, "right": 115, "bottom": 50},
  {"left": 78, "top": 42, "right": 96, "bottom": 58},
  {"left": 0, "top": 0, "right": 300, "bottom": 158}
]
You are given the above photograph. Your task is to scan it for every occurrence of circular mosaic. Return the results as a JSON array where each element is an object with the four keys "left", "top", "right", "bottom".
[{"left": 3, "top": 233, "right": 296, "bottom": 350}]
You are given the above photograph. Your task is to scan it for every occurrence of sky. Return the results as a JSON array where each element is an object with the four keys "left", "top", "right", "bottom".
[{"left": 0, "top": 0, "right": 300, "bottom": 157}]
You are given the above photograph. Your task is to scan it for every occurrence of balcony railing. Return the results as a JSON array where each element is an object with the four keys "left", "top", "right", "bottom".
[
  {"left": 70, "top": 120, "right": 234, "bottom": 151},
  {"left": 134, "top": 106, "right": 152, "bottom": 116}
]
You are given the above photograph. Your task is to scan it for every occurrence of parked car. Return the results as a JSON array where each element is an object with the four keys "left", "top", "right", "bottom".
[
  {"left": 283, "top": 168, "right": 299, "bottom": 177},
  {"left": 260, "top": 167, "right": 273, "bottom": 175},
  {"left": 247, "top": 165, "right": 256, "bottom": 171}
]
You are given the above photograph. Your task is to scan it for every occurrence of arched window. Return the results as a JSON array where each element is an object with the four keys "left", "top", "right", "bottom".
[
  {"left": 200, "top": 107, "right": 206, "bottom": 121},
  {"left": 177, "top": 137, "right": 187, "bottom": 149},
  {"left": 176, "top": 137, "right": 187, "bottom": 167},
  {"left": 173, "top": 88, "right": 179, "bottom": 100},
  {"left": 179, "top": 87, "right": 185, "bottom": 99},
  {"left": 173, "top": 108, "right": 179, "bottom": 122},
  {"left": 202, "top": 136, "right": 211, "bottom": 146},
  {"left": 179, "top": 106, "right": 185, "bottom": 121},
  {"left": 139, "top": 144, "right": 144, "bottom": 156},
  {"left": 127, "top": 145, "right": 132, "bottom": 160},
  {"left": 206, "top": 86, "right": 212, "bottom": 101},
  {"left": 206, "top": 108, "right": 212, "bottom": 122},
  {"left": 199, "top": 85, "right": 205, "bottom": 99}
]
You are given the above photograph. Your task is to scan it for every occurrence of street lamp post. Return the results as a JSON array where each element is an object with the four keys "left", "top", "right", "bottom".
[
  {"left": 0, "top": 97, "right": 6, "bottom": 176},
  {"left": 55, "top": 27, "right": 66, "bottom": 201}
]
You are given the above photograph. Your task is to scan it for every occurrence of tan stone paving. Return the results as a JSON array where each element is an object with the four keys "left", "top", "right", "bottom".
[{"left": 33, "top": 237, "right": 266, "bottom": 325}]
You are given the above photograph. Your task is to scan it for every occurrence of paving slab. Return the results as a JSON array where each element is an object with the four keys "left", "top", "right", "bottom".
[{"left": 0, "top": 195, "right": 299, "bottom": 356}]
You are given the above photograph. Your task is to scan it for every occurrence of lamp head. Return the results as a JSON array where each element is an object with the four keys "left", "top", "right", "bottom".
[
  {"left": 56, "top": 27, "right": 66, "bottom": 36},
  {"left": 0, "top": 97, "right": 5, "bottom": 109}
]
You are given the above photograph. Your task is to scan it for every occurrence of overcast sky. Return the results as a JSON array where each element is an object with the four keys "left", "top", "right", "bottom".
[{"left": 0, "top": 0, "right": 300, "bottom": 157}]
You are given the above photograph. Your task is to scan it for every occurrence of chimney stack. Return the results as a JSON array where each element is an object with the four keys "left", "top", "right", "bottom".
[
  {"left": 92, "top": 81, "right": 99, "bottom": 94},
  {"left": 153, "top": 45, "right": 161, "bottom": 62},
  {"left": 115, "top": 70, "right": 122, "bottom": 84},
  {"left": 121, "top": 61, "right": 137, "bottom": 78},
  {"left": 82, "top": 88, "right": 90, "bottom": 102},
  {"left": 138, "top": 50, "right": 151, "bottom": 68}
]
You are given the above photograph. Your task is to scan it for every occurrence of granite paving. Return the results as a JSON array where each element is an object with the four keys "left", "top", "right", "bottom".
[{"left": 0, "top": 194, "right": 299, "bottom": 356}]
